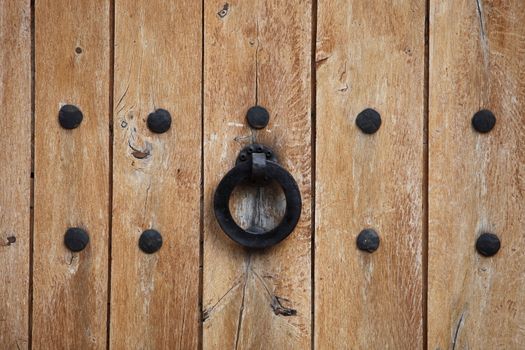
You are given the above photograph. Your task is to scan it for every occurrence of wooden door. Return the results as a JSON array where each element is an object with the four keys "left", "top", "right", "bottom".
[{"left": 0, "top": 0, "right": 523, "bottom": 349}]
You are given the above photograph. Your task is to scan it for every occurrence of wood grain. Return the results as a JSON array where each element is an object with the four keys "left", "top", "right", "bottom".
[
  {"left": 315, "top": 0, "right": 425, "bottom": 348},
  {"left": 203, "top": 1, "right": 312, "bottom": 349},
  {"left": 32, "top": 0, "right": 110, "bottom": 348},
  {"left": 0, "top": 1, "right": 31, "bottom": 348},
  {"left": 428, "top": 0, "right": 525, "bottom": 348},
  {"left": 110, "top": 1, "right": 202, "bottom": 348}
]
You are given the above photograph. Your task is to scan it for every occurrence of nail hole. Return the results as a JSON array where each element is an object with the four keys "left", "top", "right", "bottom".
[{"left": 75, "top": 47, "right": 83, "bottom": 54}]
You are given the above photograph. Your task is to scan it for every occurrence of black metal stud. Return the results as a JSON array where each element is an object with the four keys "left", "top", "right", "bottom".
[
  {"left": 139, "top": 229, "right": 163, "bottom": 254},
  {"left": 58, "top": 104, "right": 83, "bottom": 129},
  {"left": 356, "top": 108, "right": 381, "bottom": 134},
  {"left": 356, "top": 228, "right": 380, "bottom": 253},
  {"left": 64, "top": 227, "right": 89, "bottom": 252},
  {"left": 472, "top": 109, "right": 496, "bottom": 133},
  {"left": 147, "top": 109, "right": 172, "bottom": 133},
  {"left": 246, "top": 106, "right": 270, "bottom": 129},
  {"left": 476, "top": 232, "right": 500, "bottom": 257}
]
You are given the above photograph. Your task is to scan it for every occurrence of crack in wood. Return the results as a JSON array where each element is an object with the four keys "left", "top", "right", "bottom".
[
  {"left": 452, "top": 312, "right": 465, "bottom": 350},
  {"left": 202, "top": 279, "right": 243, "bottom": 321},
  {"left": 250, "top": 188, "right": 262, "bottom": 230},
  {"left": 252, "top": 268, "right": 297, "bottom": 317},
  {"left": 128, "top": 140, "right": 151, "bottom": 159},
  {"left": 475, "top": 0, "right": 486, "bottom": 41},
  {"left": 66, "top": 253, "right": 76, "bottom": 266},
  {"left": 254, "top": 17, "right": 260, "bottom": 105},
  {"left": 475, "top": 0, "right": 490, "bottom": 76},
  {"left": 177, "top": 281, "right": 189, "bottom": 350},
  {"left": 315, "top": 55, "right": 330, "bottom": 67},
  {"left": 143, "top": 180, "right": 151, "bottom": 218},
  {"left": 234, "top": 254, "right": 252, "bottom": 350}
]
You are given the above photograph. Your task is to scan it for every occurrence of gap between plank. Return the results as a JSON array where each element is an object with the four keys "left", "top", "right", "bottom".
[
  {"left": 106, "top": 0, "right": 116, "bottom": 349},
  {"left": 198, "top": 0, "right": 205, "bottom": 349},
  {"left": 423, "top": 0, "right": 430, "bottom": 349},
  {"left": 28, "top": 0, "right": 36, "bottom": 348},
  {"left": 310, "top": 0, "right": 318, "bottom": 349}
]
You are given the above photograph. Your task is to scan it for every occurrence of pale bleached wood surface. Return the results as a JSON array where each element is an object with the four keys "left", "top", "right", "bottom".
[
  {"left": 110, "top": 1, "right": 202, "bottom": 348},
  {"left": 428, "top": 0, "right": 525, "bottom": 348},
  {"left": 32, "top": 0, "right": 111, "bottom": 348},
  {"left": 315, "top": 0, "right": 426, "bottom": 348},
  {"left": 203, "top": 1, "right": 312, "bottom": 349},
  {"left": 0, "top": 1, "right": 31, "bottom": 348}
]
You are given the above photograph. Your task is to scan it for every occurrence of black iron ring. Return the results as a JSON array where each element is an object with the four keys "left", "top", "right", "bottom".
[{"left": 213, "top": 159, "right": 301, "bottom": 249}]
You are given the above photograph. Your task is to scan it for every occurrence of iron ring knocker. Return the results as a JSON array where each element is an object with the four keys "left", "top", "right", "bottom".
[{"left": 213, "top": 144, "right": 302, "bottom": 249}]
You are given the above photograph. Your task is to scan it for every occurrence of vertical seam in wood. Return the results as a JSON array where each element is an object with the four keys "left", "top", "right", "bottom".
[
  {"left": 106, "top": 0, "right": 115, "bottom": 348},
  {"left": 198, "top": 1, "right": 205, "bottom": 349},
  {"left": 234, "top": 255, "right": 251, "bottom": 350},
  {"left": 423, "top": 0, "right": 430, "bottom": 349},
  {"left": 254, "top": 15, "right": 259, "bottom": 105},
  {"left": 28, "top": 0, "right": 36, "bottom": 348},
  {"left": 311, "top": 0, "right": 318, "bottom": 349}
]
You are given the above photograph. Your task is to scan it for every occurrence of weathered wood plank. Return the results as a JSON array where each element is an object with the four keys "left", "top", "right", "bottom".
[
  {"left": 203, "top": 1, "right": 312, "bottom": 349},
  {"left": 315, "top": 0, "right": 426, "bottom": 348},
  {"left": 32, "top": 0, "right": 110, "bottom": 348},
  {"left": 110, "top": 1, "right": 202, "bottom": 348},
  {"left": 428, "top": 0, "right": 525, "bottom": 348},
  {"left": 0, "top": 1, "right": 31, "bottom": 348}
]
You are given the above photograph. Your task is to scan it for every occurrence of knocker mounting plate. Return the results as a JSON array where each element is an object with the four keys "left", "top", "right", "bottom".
[
  {"left": 235, "top": 143, "right": 277, "bottom": 187},
  {"left": 235, "top": 143, "right": 278, "bottom": 165}
]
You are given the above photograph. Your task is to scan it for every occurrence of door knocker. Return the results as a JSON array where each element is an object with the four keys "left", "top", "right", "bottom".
[{"left": 213, "top": 143, "right": 302, "bottom": 249}]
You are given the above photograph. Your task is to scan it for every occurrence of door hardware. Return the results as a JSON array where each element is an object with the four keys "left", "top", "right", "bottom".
[
  {"left": 246, "top": 105, "right": 270, "bottom": 129},
  {"left": 147, "top": 108, "right": 172, "bottom": 134},
  {"left": 64, "top": 227, "right": 89, "bottom": 252},
  {"left": 356, "top": 108, "right": 381, "bottom": 134},
  {"left": 213, "top": 143, "right": 301, "bottom": 249},
  {"left": 58, "top": 104, "right": 83, "bottom": 129},
  {"left": 472, "top": 109, "right": 496, "bottom": 133},
  {"left": 476, "top": 232, "right": 500, "bottom": 257},
  {"left": 139, "top": 229, "right": 163, "bottom": 254},
  {"left": 356, "top": 228, "right": 380, "bottom": 253}
]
